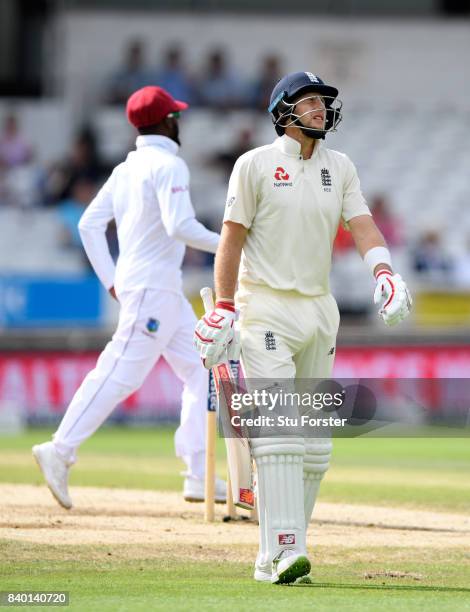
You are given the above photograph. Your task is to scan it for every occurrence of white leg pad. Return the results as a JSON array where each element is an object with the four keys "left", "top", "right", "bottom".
[
  {"left": 251, "top": 437, "right": 306, "bottom": 573},
  {"left": 304, "top": 438, "right": 332, "bottom": 526}
]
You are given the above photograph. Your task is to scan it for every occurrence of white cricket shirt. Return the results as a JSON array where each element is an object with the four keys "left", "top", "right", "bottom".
[
  {"left": 78, "top": 135, "right": 218, "bottom": 295},
  {"left": 223, "top": 134, "right": 371, "bottom": 297}
]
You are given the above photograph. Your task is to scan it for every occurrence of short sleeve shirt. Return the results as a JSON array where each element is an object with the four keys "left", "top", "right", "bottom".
[{"left": 223, "top": 134, "right": 371, "bottom": 296}]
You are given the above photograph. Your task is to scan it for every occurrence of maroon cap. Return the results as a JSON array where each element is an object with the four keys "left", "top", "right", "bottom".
[{"left": 126, "top": 86, "right": 189, "bottom": 128}]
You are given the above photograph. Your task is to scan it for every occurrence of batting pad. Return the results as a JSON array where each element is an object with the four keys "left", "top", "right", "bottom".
[
  {"left": 303, "top": 438, "right": 332, "bottom": 526},
  {"left": 252, "top": 438, "right": 306, "bottom": 571}
]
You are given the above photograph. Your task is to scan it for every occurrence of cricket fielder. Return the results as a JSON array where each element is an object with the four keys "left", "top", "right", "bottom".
[
  {"left": 194, "top": 72, "right": 412, "bottom": 584},
  {"left": 33, "top": 86, "right": 226, "bottom": 508}
]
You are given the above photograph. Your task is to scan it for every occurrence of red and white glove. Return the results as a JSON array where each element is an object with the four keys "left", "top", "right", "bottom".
[
  {"left": 373, "top": 270, "right": 412, "bottom": 326},
  {"left": 194, "top": 301, "right": 240, "bottom": 369}
]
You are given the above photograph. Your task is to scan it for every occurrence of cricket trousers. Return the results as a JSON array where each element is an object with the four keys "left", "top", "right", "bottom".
[
  {"left": 53, "top": 289, "right": 208, "bottom": 478},
  {"left": 237, "top": 283, "right": 339, "bottom": 571}
]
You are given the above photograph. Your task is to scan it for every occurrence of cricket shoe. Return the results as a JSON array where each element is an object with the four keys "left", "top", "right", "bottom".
[
  {"left": 183, "top": 476, "right": 227, "bottom": 503},
  {"left": 254, "top": 561, "right": 272, "bottom": 582},
  {"left": 271, "top": 550, "right": 311, "bottom": 585},
  {"left": 32, "top": 442, "right": 73, "bottom": 509}
]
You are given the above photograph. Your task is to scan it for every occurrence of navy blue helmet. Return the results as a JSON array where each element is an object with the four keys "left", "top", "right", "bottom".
[{"left": 268, "top": 71, "right": 342, "bottom": 139}]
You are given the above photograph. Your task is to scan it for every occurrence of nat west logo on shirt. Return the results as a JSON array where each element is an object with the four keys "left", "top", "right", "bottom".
[
  {"left": 273, "top": 166, "right": 292, "bottom": 187},
  {"left": 278, "top": 533, "right": 296, "bottom": 545}
]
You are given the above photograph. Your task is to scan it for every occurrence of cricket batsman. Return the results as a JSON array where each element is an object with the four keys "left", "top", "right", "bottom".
[
  {"left": 33, "top": 86, "right": 226, "bottom": 508},
  {"left": 194, "top": 72, "right": 412, "bottom": 584}
]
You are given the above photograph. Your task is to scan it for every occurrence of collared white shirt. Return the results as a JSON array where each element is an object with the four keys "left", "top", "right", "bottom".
[
  {"left": 223, "top": 134, "right": 371, "bottom": 297},
  {"left": 79, "top": 135, "right": 217, "bottom": 295}
]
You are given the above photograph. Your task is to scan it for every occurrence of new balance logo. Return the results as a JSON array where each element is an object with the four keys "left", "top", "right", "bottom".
[
  {"left": 265, "top": 331, "right": 276, "bottom": 351},
  {"left": 278, "top": 533, "right": 296, "bottom": 545},
  {"left": 239, "top": 488, "right": 255, "bottom": 506}
]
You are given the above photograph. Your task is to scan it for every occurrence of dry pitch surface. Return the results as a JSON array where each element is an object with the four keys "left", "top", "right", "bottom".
[{"left": 2, "top": 484, "right": 469, "bottom": 562}]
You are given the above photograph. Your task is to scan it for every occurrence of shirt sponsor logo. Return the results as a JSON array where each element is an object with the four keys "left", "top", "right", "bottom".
[
  {"left": 278, "top": 533, "right": 296, "bottom": 545},
  {"left": 171, "top": 185, "right": 189, "bottom": 194},
  {"left": 273, "top": 166, "right": 292, "bottom": 187}
]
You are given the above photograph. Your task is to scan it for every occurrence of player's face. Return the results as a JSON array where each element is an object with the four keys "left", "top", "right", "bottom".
[{"left": 293, "top": 94, "right": 326, "bottom": 130}]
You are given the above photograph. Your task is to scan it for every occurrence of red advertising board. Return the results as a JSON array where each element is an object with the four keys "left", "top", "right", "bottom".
[{"left": 0, "top": 346, "right": 468, "bottom": 418}]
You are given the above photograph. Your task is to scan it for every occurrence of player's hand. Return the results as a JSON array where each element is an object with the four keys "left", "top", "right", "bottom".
[
  {"left": 194, "top": 301, "right": 237, "bottom": 368},
  {"left": 374, "top": 270, "right": 412, "bottom": 326},
  {"left": 109, "top": 286, "right": 118, "bottom": 301}
]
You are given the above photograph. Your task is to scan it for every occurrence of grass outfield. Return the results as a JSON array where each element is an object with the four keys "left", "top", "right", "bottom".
[
  {"left": 1, "top": 427, "right": 469, "bottom": 512},
  {"left": 1, "top": 427, "right": 469, "bottom": 611}
]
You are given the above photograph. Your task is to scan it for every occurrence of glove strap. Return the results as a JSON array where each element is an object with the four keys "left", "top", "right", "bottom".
[
  {"left": 215, "top": 300, "right": 236, "bottom": 312},
  {"left": 375, "top": 269, "right": 393, "bottom": 281}
]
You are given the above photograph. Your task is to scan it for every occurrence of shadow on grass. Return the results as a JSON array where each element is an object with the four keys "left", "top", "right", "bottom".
[{"left": 293, "top": 582, "right": 470, "bottom": 593}]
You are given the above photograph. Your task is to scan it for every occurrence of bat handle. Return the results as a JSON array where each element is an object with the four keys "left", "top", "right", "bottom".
[{"left": 200, "top": 286, "right": 215, "bottom": 314}]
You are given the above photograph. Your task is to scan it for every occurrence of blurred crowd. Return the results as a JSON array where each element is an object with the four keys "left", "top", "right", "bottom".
[{"left": 105, "top": 40, "right": 282, "bottom": 111}]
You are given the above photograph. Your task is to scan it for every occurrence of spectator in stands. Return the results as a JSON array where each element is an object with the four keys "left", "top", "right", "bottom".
[
  {"left": 47, "top": 126, "right": 108, "bottom": 204},
  {"left": 196, "top": 48, "right": 246, "bottom": 109},
  {"left": 106, "top": 40, "right": 151, "bottom": 105},
  {"left": 453, "top": 235, "right": 470, "bottom": 288},
  {"left": 250, "top": 54, "right": 283, "bottom": 111},
  {"left": 369, "top": 194, "right": 403, "bottom": 247},
  {"left": 154, "top": 44, "right": 195, "bottom": 104},
  {"left": 412, "top": 229, "right": 453, "bottom": 281},
  {"left": 208, "top": 127, "right": 255, "bottom": 180},
  {"left": 3, "top": 151, "right": 45, "bottom": 208},
  {"left": 0, "top": 114, "right": 32, "bottom": 169}
]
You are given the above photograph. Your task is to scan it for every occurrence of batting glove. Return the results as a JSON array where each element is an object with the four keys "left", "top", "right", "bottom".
[
  {"left": 194, "top": 301, "right": 238, "bottom": 369},
  {"left": 373, "top": 270, "right": 412, "bottom": 326}
]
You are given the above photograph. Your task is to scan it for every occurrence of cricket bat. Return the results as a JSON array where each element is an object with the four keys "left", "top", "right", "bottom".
[{"left": 200, "top": 287, "right": 255, "bottom": 511}]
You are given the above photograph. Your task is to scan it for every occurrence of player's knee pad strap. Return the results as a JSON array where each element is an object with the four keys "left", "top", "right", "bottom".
[
  {"left": 251, "top": 437, "right": 305, "bottom": 460},
  {"left": 304, "top": 439, "right": 332, "bottom": 477}
]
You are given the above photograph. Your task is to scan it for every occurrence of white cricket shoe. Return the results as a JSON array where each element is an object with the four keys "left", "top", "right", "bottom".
[
  {"left": 254, "top": 553, "right": 272, "bottom": 582},
  {"left": 183, "top": 476, "right": 226, "bottom": 503},
  {"left": 254, "top": 566, "right": 272, "bottom": 582},
  {"left": 271, "top": 549, "right": 311, "bottom": 585},
  {"left": 32, "top": 442, "right": 73, "bottom": 509}
]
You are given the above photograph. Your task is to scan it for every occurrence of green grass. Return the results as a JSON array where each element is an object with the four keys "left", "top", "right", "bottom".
[
  {"left": 1, "top": 427, "right": 469, "bottom": 511},
  {"left": 1, "top": 427, "right": 469, "bottom": 610},
  {"left": 1, "top": 542, "right": 469, "bottom": 612}
]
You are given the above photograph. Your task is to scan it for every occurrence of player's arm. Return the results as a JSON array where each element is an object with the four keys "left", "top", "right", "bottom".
[
  {"left": 78, "top": 176, "right": 117, "bottom": 297},
  {"left": 156, "top": 157, "right": 219, "bottom": 253},
  {"left": 194, "top": 153, "right": 255, "bottom": 367},
  {"left": 348, "top": 214, "right": 391, "bottom": 277},
  {"left": 215, "top": 221, "right": 247, "bottom": 302},
  {"left": 194, "top": 221, "right": 246, "bottom": 369}
]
